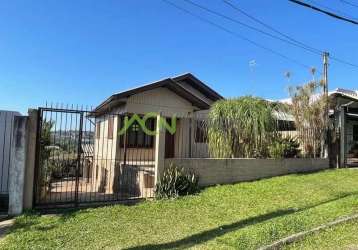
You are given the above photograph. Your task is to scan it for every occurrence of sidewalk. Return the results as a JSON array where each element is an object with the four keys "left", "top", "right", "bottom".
[{"left": 0, "top": 217, "right": 14, "bottom": 239}]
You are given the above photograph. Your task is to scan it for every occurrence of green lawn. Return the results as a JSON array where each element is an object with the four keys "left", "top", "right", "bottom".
[
  {"left": 1, "top": 169, "right": 358, "bottom": 250},
  {"left": 285, "top": 220, "right": 358, "bottom": 249}
]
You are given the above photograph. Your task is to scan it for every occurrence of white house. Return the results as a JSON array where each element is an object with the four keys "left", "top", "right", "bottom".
[{"left": 89, "top": 73, "right": 223, "bottom": 196}]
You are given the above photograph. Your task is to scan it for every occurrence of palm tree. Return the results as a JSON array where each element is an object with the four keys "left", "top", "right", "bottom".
[
  {"left": 289, "top": 81, "right": 326, "bottom": 157},
  {"left": 310, "top": 67, "right": 316, "bottom": 81},
  {"left": 284, "top": 71, "right": 292, "bottom": 84}
]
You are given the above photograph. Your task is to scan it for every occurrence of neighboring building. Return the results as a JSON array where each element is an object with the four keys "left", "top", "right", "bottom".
[
  {"left": 329, "top": 89, "right": 358, "bottom": 167},
  {"left": 280, "top": 88, "right": 358, "bottom": 167},
  {"left": 90, "top": 73, "right": 223, "bottom": 195}
]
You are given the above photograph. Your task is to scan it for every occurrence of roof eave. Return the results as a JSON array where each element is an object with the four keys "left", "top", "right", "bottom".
[{"left": 172, "top": 73, "right": 224, "bottom": 101}]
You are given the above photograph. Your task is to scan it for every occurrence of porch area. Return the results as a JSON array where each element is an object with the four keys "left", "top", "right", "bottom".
[{"left": 339, "top": 107, "right": 358, "bottom": 167}]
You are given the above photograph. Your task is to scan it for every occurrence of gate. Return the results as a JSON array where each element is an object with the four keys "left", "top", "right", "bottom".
[{"left": 33, "top": 107, "right": 155, "bottom": 208}]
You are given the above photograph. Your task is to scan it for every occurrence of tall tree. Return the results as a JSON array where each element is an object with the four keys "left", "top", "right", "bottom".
[{"left": 289, "top": 81, "right": 327, "bottom": 157}]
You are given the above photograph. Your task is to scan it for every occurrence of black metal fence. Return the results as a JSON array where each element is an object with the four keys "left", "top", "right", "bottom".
[
  {"left": 34, "top": 106, "right": 155, "bottom": 208},
  {"left": 33, "top": 104, "right": 331, "bottom": 207}
]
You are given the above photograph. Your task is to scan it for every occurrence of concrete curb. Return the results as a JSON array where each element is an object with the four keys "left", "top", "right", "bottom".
[
  {"left": 258, "top": 214, "right": 358, "bottom": 250},
  {"left": 0, "top": 218, "right": 14, "bottom": 239}
]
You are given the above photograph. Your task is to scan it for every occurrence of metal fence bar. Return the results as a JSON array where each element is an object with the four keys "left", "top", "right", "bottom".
[
  {"left": 33, "top": 107, "right": 156, "bottom": 208},
  {"left": 74, "top": 112, "right": 83, "bottom": 207},
  {"left": 173, "top": 115, "right": 328, "bottom": 159}
]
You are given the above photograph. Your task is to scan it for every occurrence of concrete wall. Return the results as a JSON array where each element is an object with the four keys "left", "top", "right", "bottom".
[
  {"left": 8, "top": 116, "right": 28, "bottom": 215},
  {"left": 23, "top": 110, "right": 38, "bottom": 209},
  {"left": 0, "top": 111, "right": 21, "bottom": 194},
  {"left": 165, "top": 158, "right": 329, "bottom": 187}
]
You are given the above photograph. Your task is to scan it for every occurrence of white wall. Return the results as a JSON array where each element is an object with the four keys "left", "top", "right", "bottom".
[
  {"left": 93, "top": 115, "right": 118, "bottom": 192},
  {"left": 92, "top": 86, "right": 214, "bottom": 190}
]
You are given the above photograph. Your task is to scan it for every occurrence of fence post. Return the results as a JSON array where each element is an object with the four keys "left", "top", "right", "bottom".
[
  {"left": 23, "top": 109, "right": 38, "bottom": 209},
  {"left": 154, "top": 113, "right": 166, "bottom": 186},
  {"left": 8, "top": 115, "right": 28, "bottom": 215}
]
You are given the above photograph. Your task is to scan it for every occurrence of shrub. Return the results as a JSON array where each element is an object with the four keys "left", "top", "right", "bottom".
[
  {"left": 269, "top": 136, "right": 300, "bottom": 159},
  {"left": 207, "top": 96, "right": 279, "bottom": 158},
  {"left": 155, "top": 164, "right": 199, "bottom": 199},
  {"left": 282, "top": 136, "right": 300, "bottom": 158},
  {"left": 268, "top": 141, "right": 286, "bottom": 159}
]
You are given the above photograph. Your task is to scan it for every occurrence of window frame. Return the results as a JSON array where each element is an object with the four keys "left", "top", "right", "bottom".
[{"left": 195, "top": 120, "right": 208, "bottom": 143}]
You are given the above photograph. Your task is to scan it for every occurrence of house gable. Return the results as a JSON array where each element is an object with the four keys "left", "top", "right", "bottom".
[
  {"left": 126, "top": 87, "right": 197, "bottom": 117},
  {"left": 92, "top": 73, "right": 223, "bottom": 116}
]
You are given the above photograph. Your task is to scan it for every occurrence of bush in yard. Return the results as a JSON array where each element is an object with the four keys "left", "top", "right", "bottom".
[
  {"left": 155, "top": 164, "right": 199, "bottom": 199},
  {"left": 207, "top": 96, "right": 279, "bottom": 158},
  {"left": 268, "top": 141, "right": 286, "bottom": 159},
  {"left": 281, "top": 136, "right": 300, "bottom": 158},
  {"left": 269, "top": 136, "right": 300, "bottom": 159}
]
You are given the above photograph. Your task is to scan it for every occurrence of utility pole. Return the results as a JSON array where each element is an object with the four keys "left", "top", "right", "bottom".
[{"left": 323, "top": 52, "right": 329, "bottom": 159}]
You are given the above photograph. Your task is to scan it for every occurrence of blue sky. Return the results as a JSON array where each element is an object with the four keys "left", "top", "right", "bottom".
[{"left": 1, "top": 0, "right": 357, "bottom": 114}]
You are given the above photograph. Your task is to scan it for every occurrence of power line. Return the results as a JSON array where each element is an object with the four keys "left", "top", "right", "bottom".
[
  {"left": 192, "top": 0, "right": 358, "bottom": 69},
  {"left": 307, "top": 0, "right": 358, "bottom": 19},
  {"left": 222, "top": 0, "right": 323, "bottom": 54},
  {"left": 162, "top": 0, "right": 314, "bottom": 70},
  {"left": 164, "top": 0, "right": 358, "bottom": 70},
  {"left": 224, "top": 0, "right": 358, "bottom": 69},
  {"left": 340, "top": 0, "right": 358, "bottom": 8},
  {"left": 331, "top": 56, "right": 358, "bottom": 68},
  {"left": 289, "top": 0, "right": 358, "bottom": 25},
  {"left": 183, "top": 0, "right": 322, "bottom": 55}
]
